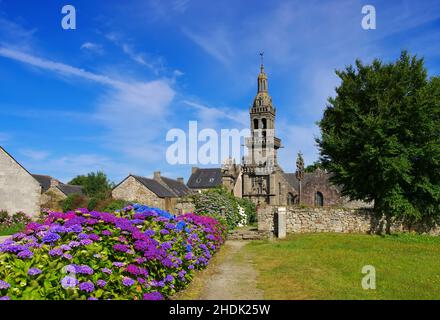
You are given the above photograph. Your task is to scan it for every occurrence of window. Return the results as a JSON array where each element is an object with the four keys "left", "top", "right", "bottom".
[
  {"left": 209, "top": 178, "right": 215, "bottom": 183},
  {"left": 315, "top": 191, "right": 324, "bottom": 207},
  {"left": 262, "top": 118, "right": 267, "bottom": 129},
  {"left": 253, "top": 119, "right": 259, "bottom": 129},
  {"left": 287, "top": 193, "right": 295, "bottom": 206},
  {"left": 196, "top": 178, "right": 201, "bottom": 184}
]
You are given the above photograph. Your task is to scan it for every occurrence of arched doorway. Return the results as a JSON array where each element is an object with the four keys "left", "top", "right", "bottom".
[{"left": 315, "top": 191, "right": 324, "bottom": 207}]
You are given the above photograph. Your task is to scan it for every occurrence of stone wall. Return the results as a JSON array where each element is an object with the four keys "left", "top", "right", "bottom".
[
  {"left": 112, "top": 176, "right": 167, "bottom": 211},
  {"left": 258, "top": 205, "right": 440, "bottom": 236},
  {"left": 0, "top": 148, "right": 41, "bottom": 216}
]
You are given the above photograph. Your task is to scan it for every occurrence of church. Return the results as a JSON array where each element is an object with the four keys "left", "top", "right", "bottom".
[{"left": 187, "top": 60, "right": 351, "bottom": 208}]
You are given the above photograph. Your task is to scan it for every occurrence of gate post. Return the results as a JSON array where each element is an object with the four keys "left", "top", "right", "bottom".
[{"left": 277, "top": 207, "right": 287, "bottom": 239}]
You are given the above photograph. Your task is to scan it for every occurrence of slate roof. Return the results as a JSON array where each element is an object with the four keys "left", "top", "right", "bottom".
[
  {"left": 58, "top": 184, "right": 84, "bottom": 196},
  {"left": 161, "top": 176, "right": 191, "bottom": 197},
  {"left": 32, "top": 174, "right": 83, "bottom": 195},
  {"left": 32, "top": 174, "right": 52, "bottom": 193},
  {"left": 187, "top": 168, "right": 223, "bottom": 189},
  {"left": 283, "top": 171, "right": 342, "bottom": 192},
  {"left": 131, "top": 175, "right": 176, "bottom": 198}
]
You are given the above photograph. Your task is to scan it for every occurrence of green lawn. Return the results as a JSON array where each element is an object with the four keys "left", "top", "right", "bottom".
[{"left": 244, "top": 233, "right": 440, "bottom": 300}]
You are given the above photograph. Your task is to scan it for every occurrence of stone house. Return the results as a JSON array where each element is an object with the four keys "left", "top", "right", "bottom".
[
  {"left": 0, "top": 146, "right": 83, "bottom": 215},
  {"left": 32, "top": 174, "right": 84, "bottom": 210},
  {"left": 112, "top": 172, "right": 193, "bottom": 214},
  {"left": 0, "top": 146, "right": 41, "bottom": 215}
]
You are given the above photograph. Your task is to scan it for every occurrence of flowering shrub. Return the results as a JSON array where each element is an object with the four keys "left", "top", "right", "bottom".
[
  {"left": 0, "top": 204, "right": 226, "bottom": 300},
  {"left": 0, "top": 211, "right": 32, "bottom": 235}
]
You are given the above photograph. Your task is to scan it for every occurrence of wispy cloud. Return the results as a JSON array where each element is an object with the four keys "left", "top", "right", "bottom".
[
  {"left": 80, "top": 42, "right": 104, "bottom": 55},
  {"left": 105, "top": 32, "right": 164, "bottom": 75},
  {"left": 182, "top": 28, "right": 234, "bottom": 66},
  {"left": 183, "top": 100, "right": 248, "bottom": 127},
  {"left": 0, "top": 46, "right": 176, "bottom": 166},
  {"left": 20, "top": 148, "right": 50, "bottom": 161}
]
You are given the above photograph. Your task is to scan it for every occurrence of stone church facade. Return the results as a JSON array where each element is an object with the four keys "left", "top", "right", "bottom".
[{"left": 187, "top": 62, "right": 356, "bottom": 208}]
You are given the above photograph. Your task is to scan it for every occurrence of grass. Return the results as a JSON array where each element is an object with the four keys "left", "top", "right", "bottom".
[
  {"left": 243, "top": 233, "right": 440, "bottom": 300},
  {"left": 0, "top": 224, "right": 25, "bottom": 236}
]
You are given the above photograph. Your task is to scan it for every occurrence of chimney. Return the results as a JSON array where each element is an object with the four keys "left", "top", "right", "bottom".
[
  {"left": 153, "top": 171, "right": 161, "bottom": 181},
  {"left": 191, "top": 167, "right": 199, "bottom": 174},
  {"left": 177, "top": 177, "right": 184, "bottom": 184},
  {"left": 50, "top": 178, "right": 60, "bottom": 187}
]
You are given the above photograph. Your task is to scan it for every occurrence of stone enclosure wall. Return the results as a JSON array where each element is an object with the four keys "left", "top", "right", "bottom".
[{"left": 258, "top": 205, "right": 440, "bottom": 236}]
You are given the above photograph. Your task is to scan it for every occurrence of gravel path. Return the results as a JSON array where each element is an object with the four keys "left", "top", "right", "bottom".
[{"left": 199, "top": 240, "right": 264, "bottom": 300}]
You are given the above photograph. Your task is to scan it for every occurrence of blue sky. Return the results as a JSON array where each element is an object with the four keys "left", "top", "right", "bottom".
[{"left": 1, "top": 0, "right": 440, "bottom": 183}]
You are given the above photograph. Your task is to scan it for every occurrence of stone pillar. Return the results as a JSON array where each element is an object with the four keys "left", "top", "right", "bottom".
[{"left": 277, "top": 207, "right": 287, "bottom": 239}]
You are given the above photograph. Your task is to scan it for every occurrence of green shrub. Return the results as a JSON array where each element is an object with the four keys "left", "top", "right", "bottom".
[
  {"left": 236, "top": 198, "right": 257, "bottom": 225},
  {"left": 192, "top": 187, "right": 243, "bottom": 230},
  {"left": 102, "top": 199, "right": 130, "bottom": 213},
  {"left": 61, "top": 194, "right": 88, "bottom": 212}
]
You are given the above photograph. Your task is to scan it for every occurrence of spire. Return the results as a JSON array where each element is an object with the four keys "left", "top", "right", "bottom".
[{"left": 257, "top": 52, "right": 268, "bottom": 93}]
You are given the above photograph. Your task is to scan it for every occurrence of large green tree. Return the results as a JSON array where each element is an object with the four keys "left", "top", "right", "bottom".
[
  {"left": 69, "top": 171, "right": 114, "bottom": 199},
  {"left": 318, "top": 51, "right": 440, "bottom": 221}
]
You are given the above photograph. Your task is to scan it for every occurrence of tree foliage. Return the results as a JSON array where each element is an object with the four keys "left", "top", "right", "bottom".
[
  {"left": 318, "top": 51, "right": 440, "bottom": 220},
  {"left": 69, "top": 171, "right": 114, "bottom": 199}
]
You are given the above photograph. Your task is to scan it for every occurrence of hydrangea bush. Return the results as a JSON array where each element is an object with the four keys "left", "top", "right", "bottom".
[{"left": 0, "top": 204, "right": 226, "bottom": 300}]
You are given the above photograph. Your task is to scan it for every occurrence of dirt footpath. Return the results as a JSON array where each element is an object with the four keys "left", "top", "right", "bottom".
[{"left": 199, "top": 240, "right": 264, "bottom": 300}]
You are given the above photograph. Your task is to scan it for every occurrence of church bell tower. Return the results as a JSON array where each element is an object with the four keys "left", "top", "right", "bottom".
[{"left": 242, "top": 54, "right": 282, "bottom": 204}]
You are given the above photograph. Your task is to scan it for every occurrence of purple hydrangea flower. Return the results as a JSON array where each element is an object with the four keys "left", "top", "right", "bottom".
[
  {"left": 0, "top": 296, "right": 11, "bottom": 300},
  {"left": 61, "top": 276, "right": 78, "bottom": 289},
  {"left": 113, "top": 262, "right": 125, "bottom": 268},
  {"left": 70, "top": 225, "right": 83, "bottom": 233},
  {"left": 143, "top": 292, "right": 163, "bottom": 300},
  {"left": 97, "top": 280, "right": 106, "bottom": 288},
  {"left": 77, "top": 233, "right": 89, "bottom": 240},
  {"left": 165, "top": 275, "right": 174, "bottom": 282},
  {"left": 28, "top": 268, "right": 42, "bottom": 276},
  {"left": 102, "top": 268, "right": 112, "bottom": 274},
  {"left": 160, "top": 229, "right": 170, "bottom": 235},
  {"left": 126, "top": 264, "right": 140, "bottom": 275},
  {"left": 101, "top": 230, "right": 112, "bottom": 236},
  {"left": 65, "top": 264, "right": 77, "bottom": 274},
  {"left": 88, "top": 297, "right": 98, "bottom": 300},
  {"left": 89, "top": 234, "right": 100, "bottom": 241},
  {"left": 63, "top": 253, "right": 73, "bottom": 260},
  {"left": 0, "top": 280, "right": 10, "bottom": 290},
  {"left": 80, "top": 239, "right": 93, "bottom": 246},
  {"left": 113, "top": 244, "right": 129, "bottom": 252},
  {"left": 122, "top": 277, "right": 135, "bottom": 287},
  {"left": 77, "top": 265, "right": 94, "bottom": 275},
  {"left": 68, "top": 241, "right": 81, "bottom": 248},
  {"left": 79, "top": 282, "right": 95, "bottom": 293},
  {"left": 42, "top": 232, "right": 61, "bottom": 243},
  {"left": 17, "top": 250, "right": 33, "bottom": 259},
  {"left": 49, "top": 249, "right": 63, "bottom": 257}
]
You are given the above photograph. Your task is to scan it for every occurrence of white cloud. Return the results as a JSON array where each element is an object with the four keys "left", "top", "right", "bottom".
[
  {"left": 183, "top": 100, "right": 248, "bottom": 127},
  {"left": 20, "top": 149, "right": 50, "bottom": 161},
  {"left": 80, "top": 42, "right": 104, "bottom": 54},
  {"left": 182, "top": 28, "right": 234, "bottom": 66},
  {"left": 0, "top": 46, "right": 176, "bottom": 167},
  {"left": 105, "top": 32, "right": 164, "bottom": 74}
]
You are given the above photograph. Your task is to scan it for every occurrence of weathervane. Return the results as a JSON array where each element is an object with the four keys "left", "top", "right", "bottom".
[{"left": 259, "top": 52, "right": 264, "bottom": 71}]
